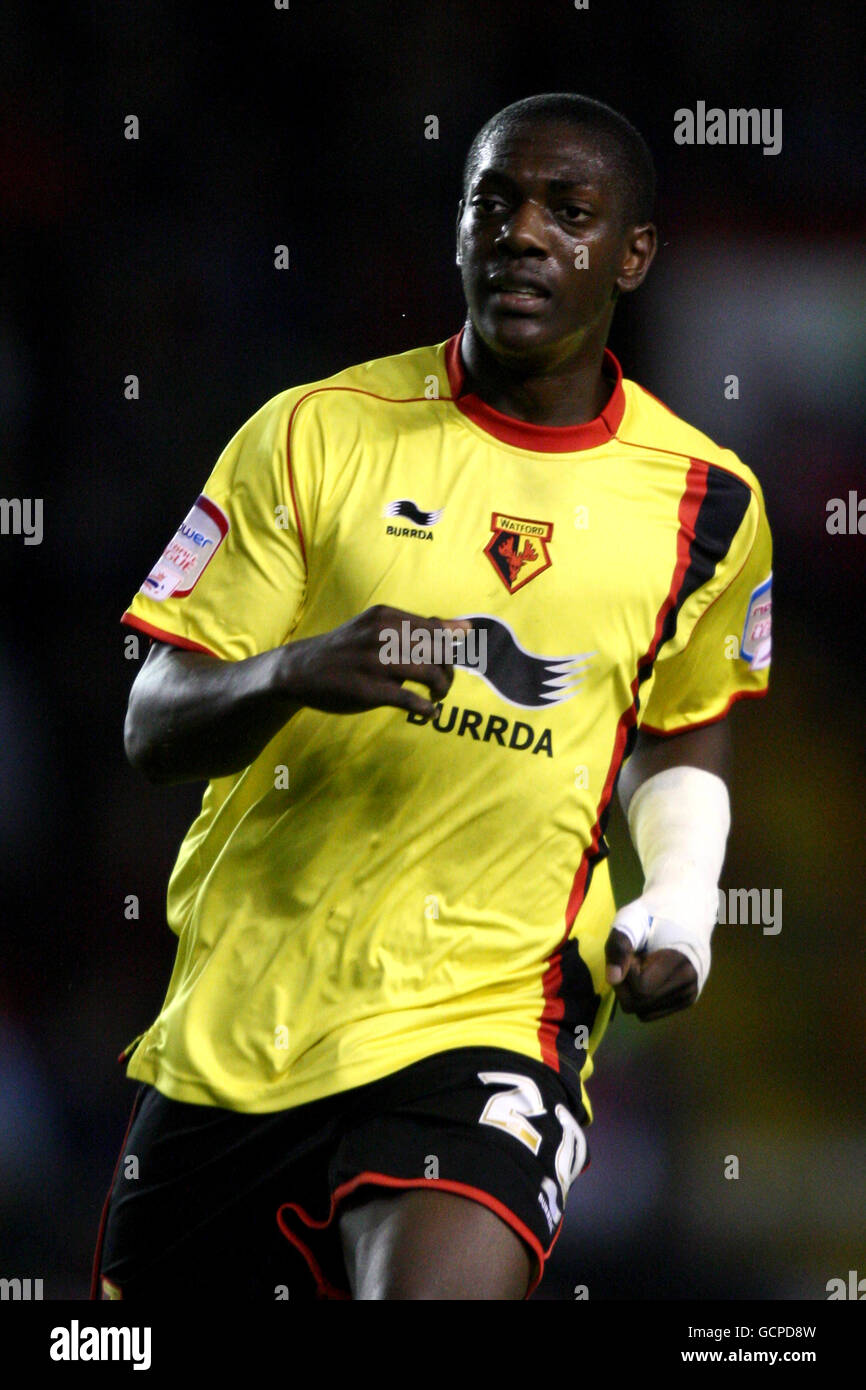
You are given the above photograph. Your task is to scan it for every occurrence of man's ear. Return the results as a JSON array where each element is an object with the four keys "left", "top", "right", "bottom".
[
  {"left": 455, "top": 199, "right": 465, "bottom": 266},
  {"left": 616, "top": 222, "right": 657, "bottom": 294}
]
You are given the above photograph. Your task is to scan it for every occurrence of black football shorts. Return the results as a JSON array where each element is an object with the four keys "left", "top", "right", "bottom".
[{"left": 95, "top": 1046, "right": 590, "bottom": 1300}]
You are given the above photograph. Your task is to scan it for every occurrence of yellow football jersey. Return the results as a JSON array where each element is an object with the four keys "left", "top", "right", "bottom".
[{"left": 120, "top": 330, "right": 772, "bottom": 1118}]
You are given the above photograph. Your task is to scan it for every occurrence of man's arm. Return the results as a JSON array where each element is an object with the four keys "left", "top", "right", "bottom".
[
  {"left": 124, "top": 607, "right": 471, "bottom": 785},
  {"left": 605, "top": 721, "right": 732, "bottom": 1021},
  {"left": 618, "top": 721, "right": 730, "bottom": 815}
]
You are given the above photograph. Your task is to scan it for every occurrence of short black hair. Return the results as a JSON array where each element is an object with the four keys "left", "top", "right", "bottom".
[{"left": 462, "top": 93, "right": 656, "bottom": 226}]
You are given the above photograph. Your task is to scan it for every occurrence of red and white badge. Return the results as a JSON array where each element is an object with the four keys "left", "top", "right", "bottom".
[
  {"left": 141, "top": 495, "right": 229, "bottom": 601},
  {"left": 741, "top": 574, "right": 772, "bottom": 670}
]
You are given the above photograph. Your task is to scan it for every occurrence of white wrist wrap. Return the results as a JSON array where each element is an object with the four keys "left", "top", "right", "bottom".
[{"left": 614, "top": 765, "right": 730, "bottom": 996}]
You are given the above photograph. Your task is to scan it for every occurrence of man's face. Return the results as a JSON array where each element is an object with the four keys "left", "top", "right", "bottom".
[{"left": 456, "top": 120, "right": 655, "bottom": 368}]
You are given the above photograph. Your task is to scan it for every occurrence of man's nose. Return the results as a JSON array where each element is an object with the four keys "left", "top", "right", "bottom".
[{"left": 495, "top": 199, "right": 549, "bottom": 253}]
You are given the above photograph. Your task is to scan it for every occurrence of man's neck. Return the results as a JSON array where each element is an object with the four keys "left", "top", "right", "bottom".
[{"left": 459, "top": 320, "right": 614, "bottom": 428}]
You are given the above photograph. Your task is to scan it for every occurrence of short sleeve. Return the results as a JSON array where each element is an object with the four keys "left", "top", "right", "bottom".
[
  {"left": 640, "top": 474, "right": 773, "bottom": 734},
  {"left": 122, "top": 391, "right": 312, "bottom": 661}
]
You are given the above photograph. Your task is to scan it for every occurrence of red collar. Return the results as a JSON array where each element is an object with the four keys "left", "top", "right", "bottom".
[{"left": 443, "top": 326, "right": 625, "bottom": 453}]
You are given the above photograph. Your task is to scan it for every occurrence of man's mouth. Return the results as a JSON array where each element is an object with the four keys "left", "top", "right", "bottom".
[{"left": 487, "top": 281, "right": 551, "bottom": 312}]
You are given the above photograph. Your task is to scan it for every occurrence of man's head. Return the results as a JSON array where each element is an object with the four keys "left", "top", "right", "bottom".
[{"left": 456, "top": 94, "right": 657, "bottom": 369}]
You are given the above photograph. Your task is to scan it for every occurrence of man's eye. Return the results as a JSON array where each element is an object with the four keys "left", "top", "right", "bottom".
[
  {"left": 473, "top": 196, "right": 506, "bottom": 213},
  {"left": 560, "top": 204, "right": 589, "bottom": 221}
]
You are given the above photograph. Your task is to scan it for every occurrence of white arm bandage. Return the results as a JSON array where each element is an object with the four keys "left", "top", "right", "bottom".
[{"left": 612, "top": 765, "right": 730, "bottom": 996}]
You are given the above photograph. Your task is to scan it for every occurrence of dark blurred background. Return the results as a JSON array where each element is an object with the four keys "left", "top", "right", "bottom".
[{"left": 1, "top": 0, "right": 864, "bottom": 1300}]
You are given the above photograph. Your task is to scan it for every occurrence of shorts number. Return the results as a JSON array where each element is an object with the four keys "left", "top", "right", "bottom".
[
  {"left": 553, "top": 1103, "right": 587, "bottom": 1202},
  {"left": 477, "top": 1073, "right": 588, "bottom": 1207},
  {"left": 541, "top": 1108, "right": 587, "bottom": 1229},
  {"left": 477, "top": 1071, "right": 546, "bottom": 1156}
]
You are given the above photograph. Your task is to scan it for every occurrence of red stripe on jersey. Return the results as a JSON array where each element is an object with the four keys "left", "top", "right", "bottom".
[
  {"left": 537, "top": 459, "right": 710, "bottom": 1071},
  {"left": 120, "top": 612, "right": 222, "bottom": 657},
  {"left": 536, "top": 952, "right": 565, "bottom": 1072}
]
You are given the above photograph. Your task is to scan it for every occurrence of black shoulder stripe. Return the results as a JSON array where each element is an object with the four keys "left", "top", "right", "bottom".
[{"left": 657, "top": 463, "right": 752, "bottom": 655}]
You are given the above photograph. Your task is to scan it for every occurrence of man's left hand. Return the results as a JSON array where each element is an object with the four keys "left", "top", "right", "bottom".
[{"left": 604, "top": 926, "right": 699, "bottom": 1022}]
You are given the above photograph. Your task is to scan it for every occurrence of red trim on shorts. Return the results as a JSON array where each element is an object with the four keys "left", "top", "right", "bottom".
[
  {"left": 89, "top": 1089, "right": 145, "bottom": 1300},
  {"left": 120, "top": 612, "right": 222, "bottom": 657},
  {"left": 276, "top": 1206, "right": 350, "bottom": 1301},
  {"left": 276, "top": 1170, "right": 556, "bottom": 1300}
]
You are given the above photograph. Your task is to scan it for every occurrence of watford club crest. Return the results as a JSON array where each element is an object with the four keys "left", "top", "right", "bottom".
[{"left": 484, "top": 512, "right": 553, "bottom": 593}]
